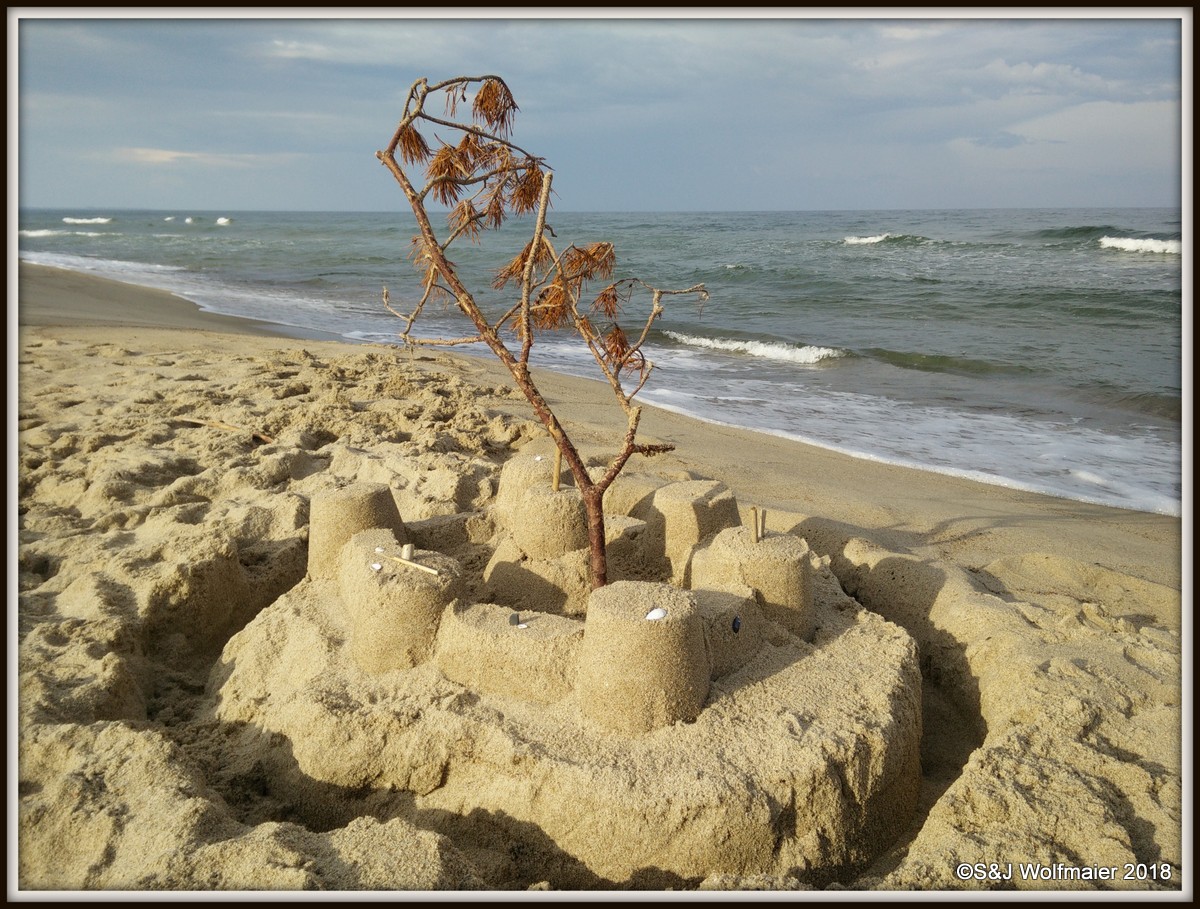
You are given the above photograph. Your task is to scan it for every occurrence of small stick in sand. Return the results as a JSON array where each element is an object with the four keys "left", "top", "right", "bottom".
[
  {"left": 552, "top": 447, "right": 562, "bottom": 492},
  {"left": 759, "top": 507, "right": 767, "bottom": 540},
  {"left": 385, "top": 554, "right": 440, "bottom": 576},
  {"left": 179, "top": 417, "right": 274, "bottom": 445},
  {"left": 749, "top": 506, "right": 760, "bottom": 543}
]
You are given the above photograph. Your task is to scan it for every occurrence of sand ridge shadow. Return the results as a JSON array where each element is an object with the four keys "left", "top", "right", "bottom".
[
  {"left": 791, "top": 516, "right": 984, "bottom": 737},
  {"left": 788, "top": 515, "right": 988, "bottom": 873},
  {"left": 190, "top": 717, "right": 695, "bottom": 891}
]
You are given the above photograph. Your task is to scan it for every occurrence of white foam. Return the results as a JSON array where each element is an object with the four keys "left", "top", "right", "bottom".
[
  {"left": 1099, "top": 236, "right": 1181, "bottom": 255},
  {"left": 62, "top": 216, "right": 112, "bottom": 225},
  {"left": 663, "top": 331, "right": 844, "bottom": 366},
  {"left": 640, "top": 381, "right": 1181, "bottom": 517},
  {"left": 843, "top": 233, "right": 889, "bottom": 245},
  {"left": 22, "top": 229, "right": 109, "bottom": 238},
  {"left": 216, "top": 217, "right": 232, "bottom": 225},
  {"left": 19, "top": 250, "right": 185, "bottom": 274}
]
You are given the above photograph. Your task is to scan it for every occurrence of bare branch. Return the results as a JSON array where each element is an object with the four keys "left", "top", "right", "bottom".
[
  {"left": 379, "top": 74, "right": 709, "bottom": 590},
  {"left": 398, "top": 334, "right": 486, "bottom": 348}
]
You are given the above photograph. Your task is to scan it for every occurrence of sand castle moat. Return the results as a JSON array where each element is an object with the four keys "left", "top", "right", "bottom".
[{"left": 202, "top": 437, "right": 924, "bottom": 886}]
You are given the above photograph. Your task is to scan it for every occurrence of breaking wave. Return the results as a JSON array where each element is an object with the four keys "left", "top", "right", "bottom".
[
  {"left": 1099, "top": 236, "right": 1181, "bottom": 255},
  {"left": 663, "top": 331, "right": 845, "bottom": 365}
]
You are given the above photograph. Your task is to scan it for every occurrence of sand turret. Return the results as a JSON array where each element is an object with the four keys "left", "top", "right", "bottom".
[
  {"left": 336, "top": 529, "right": 462, "bottom": 674},
  {"left": 575, "top": 581, "right": 710, "bottom": 734},
  {"left": 634, "top": 479, "right": 741, "bottom": 584},
  {"left": 307, "top": 482, "right": 409, "bottom": 580},
  {"left": 690, "top": 525, "right": 815, "bottom": 641}
]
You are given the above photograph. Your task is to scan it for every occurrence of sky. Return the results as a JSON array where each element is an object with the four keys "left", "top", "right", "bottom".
[{"left": 9, "top": 10, "right": 1189, "bottom": 213}]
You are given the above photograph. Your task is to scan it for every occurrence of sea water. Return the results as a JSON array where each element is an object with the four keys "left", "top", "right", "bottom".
[{"left": 17, "top": 207, "right": 1184, "bottom": 516}]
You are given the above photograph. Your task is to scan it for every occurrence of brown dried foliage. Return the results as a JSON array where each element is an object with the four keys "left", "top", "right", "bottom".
[
  {"left": 472, "top": 78, "right": 518, "bottom": 135},
  {"left": 397, "top": 123, "right": 431, "bottom": 166},
  {"left": 590, "top": 283, "right": 624, "bottom": 319},
  {"left": 563, "top": 242, "right": 616, "bottom": 283},
  {"left": 493, "top": 237, "right": 555, "bottom": 290},
  {"left": 532, "top": 278, "right": 571, "bottom": 330},
  {"left": 510, "top": 158, "right": 544, "bottom": 214},
  {"left": 602, "top": 324, "right": 648, "bottom": 376},
  {"left": 449, "top": 199, "right": 482, "bottom": 242}
]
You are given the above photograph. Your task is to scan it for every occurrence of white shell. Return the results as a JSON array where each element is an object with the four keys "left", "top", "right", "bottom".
[
  {"left": 375, "top": 546, "right": 385, "bottom": 554},
  {"left": 645, "top": 607, "right": 668, "bottom": 621},
  {"left": 517, "top": 623, "right": 528, "bottom": 629},
  {"left": 370, "top": 562, "right": 383, "bottom": 571},
  {"left": 534, "top": 455, "right": 544, "bottom": 461}
]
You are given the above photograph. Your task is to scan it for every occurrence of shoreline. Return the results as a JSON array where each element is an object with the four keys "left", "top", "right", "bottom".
[
  {"left": 18, "top": 258, "right": 1183, "bottom": 518},
  {"left": 16, "top": 260, "right": 1183, "bottom": 598},
  {"left": 16, "top": 261, "right": 346, "bottom": 341}
]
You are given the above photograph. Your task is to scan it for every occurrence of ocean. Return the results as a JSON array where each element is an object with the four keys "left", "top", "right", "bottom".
[{"left": 17, "top": 207, "right": 1184, "bottom": 517}]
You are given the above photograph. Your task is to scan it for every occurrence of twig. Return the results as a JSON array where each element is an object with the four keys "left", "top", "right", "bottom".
[
  {"left": 179, "top": 418, "right": 274, "bottom": 445},
  {"left": 385, "top": 554, "right": 441, "bottom": 576}
]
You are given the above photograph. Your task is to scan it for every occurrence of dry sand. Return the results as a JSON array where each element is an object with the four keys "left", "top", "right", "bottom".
[{"left": 13, "top": 262, "right": 1187, "bottom": 893}]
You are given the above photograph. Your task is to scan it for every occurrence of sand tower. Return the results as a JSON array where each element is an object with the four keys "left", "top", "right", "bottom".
[
  {"left": 336, "top": 528, "right": 462, "bottom": 674},
  {"left": 691, "top": 525, "right": 815, "bottom": 641},
  {"left": 576, "top": 581, "right": 711, "bottom": 734},
  {"left": 634, "top": 479, "right": 741, "bottom": 585},
  {"left": 509, "top": 485, "right": 588, "bottom": 560},
  {"left": 307, "top": 482, "right": 409, "bottom": 580},
  {"left": 492, "top": 438, "right": 568, "bottom": 519}
]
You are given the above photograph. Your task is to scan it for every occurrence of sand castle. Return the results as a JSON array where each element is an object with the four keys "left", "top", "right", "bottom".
[
  {"left": 309, "top": 440, "right": 823, "bottom": 735},
  {"left": 203, "top": 434, "right": 924, "bottom": 885}
]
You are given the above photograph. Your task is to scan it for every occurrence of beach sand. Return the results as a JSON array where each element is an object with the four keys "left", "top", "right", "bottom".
[{"left": 14, "top": 262, "right": 1185, "bottom": 892}]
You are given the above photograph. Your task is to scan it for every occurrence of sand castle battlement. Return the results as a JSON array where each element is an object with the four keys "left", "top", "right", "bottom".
[{"left": 310, "top": 448, "right": 822, "bottom": 736}]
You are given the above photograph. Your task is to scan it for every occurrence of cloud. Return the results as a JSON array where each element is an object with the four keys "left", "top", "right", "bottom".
[
  {"left": 947, "top": 99, "right": 1179, "bottom": 182},
  {"left": 112, "top": 147, "right": 296, "bottom": 168},
  {"left": 1014, "top": 99, "right": 1180, "bottom": 157},
  {"left": 977, "top": 57, "right": 1115, "bottom": 97},
  {"left": 13, "top": 14, "right": 1183, "bottom": 211},
  {"left": 266, "top": 39, "right": 335, "bottom": 61},
  {"left": 966, "top": 130, "right": 1037, "bottom": 150}
]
